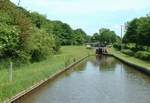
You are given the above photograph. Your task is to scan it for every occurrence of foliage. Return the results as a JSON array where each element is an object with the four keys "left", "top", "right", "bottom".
[
  {"left": 135, "top": 51, "right": 150, "bottom": 61},
  {"left": 91, "top": 33, "right": 99, "bottom": 42},
  {"left": 123, "top": 18, "right": 138, "bottom": 44},
  {"left": 91, "top": 28, "right": 117, "bottom": 45},
  {"left": 85, "top": 35, "right": 92, "bottom": 43},
  {"left": 29, "top": 28, "right": 55, "bottom": 62},
  {"left": 136, "top": 16, "right": 150, "bottom": 46},
  {"left": 29, "top": 12, "right": 88, "bottom": 45},
  {"left": 0, "top": 22, "right": 19, "bottom": 58},
  {"left": 73, "top": 29, "right": 87, "bottom": 45},
  {"left": 0, "top": 0, "right": 32, "bottom": 64},
  {"left": 51, "top": 21, "right": 74, "bottom": 45},
  {"left": 123, "top": 14, "right": 150, "bottom": 48},
  {"left": 121, "top": 49, "right": 134, "bottom": 56},
  {"left": 113, "top": 44, "right": 121, "bottom": 50},
  {"left": 122, "top": 14, "right": 150, "bottom": 61},
  {"left": 99, "top": 28, "right": 117, "bottom": 44},
  {"left": 0, "top": 0, "right": 88, "bottom": 66},
  {"left": 30, "top": 12, "right": 47, "bottom": 29},
  {"left": 110, "top": 48, "right": 150, "bottom": 70}
]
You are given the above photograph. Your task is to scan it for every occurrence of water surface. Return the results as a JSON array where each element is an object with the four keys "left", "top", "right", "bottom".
[{"left": 15, "top": 55, "right": 150, "bottom": 103}]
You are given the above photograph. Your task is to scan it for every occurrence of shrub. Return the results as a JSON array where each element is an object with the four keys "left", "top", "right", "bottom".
[
  {"left": 135, "top": 51, "right": 150, "bottom": 61},
  {"left": 52, "top": 36, "right": 61, "bottom": 53},
  {"left": 113, "top": 44, "right": 121, "bottom": 50},
  {"left": 130, "top": 47, "right": 139, "bottom": 52},
  {"left": 29, "top": 29, "right": 55, "bottom": 62},
  {"left": 121, "top": 49, "right": 134, "bottom": 56},
  {"left": 0, "top": 22, "right": 20, "bottom": 57}
]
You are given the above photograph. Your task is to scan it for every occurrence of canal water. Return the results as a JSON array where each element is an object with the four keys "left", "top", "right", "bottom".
[{"left": 15, "top": 55, "right": 150, "bottom": 103}]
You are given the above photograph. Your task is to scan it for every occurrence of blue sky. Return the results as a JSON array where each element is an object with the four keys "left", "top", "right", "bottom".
[{"left": 11, "top": 0, "right": 150, "bottom": 36}]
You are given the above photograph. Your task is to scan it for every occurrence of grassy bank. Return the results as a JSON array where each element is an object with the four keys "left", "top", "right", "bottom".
[
  {"left": 108, "top": 48, "right": 150, "bottom": 70},
  {"left": 0, "top": 46, "right": 93, "bottom": 103}
]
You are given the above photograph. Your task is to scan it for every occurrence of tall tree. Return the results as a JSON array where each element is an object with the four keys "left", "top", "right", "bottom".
[
  {"left": 137, "top": 16, "right": 150, "bottom": 47},
  {"left": 123, "top": 18, "right": 138, "bottom": 45}
]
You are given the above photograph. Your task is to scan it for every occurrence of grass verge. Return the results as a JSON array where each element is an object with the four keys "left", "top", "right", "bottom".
[
  {"left": 0, "top": 46, "right": 93, "bottom": 103},
  {"left": 108, "top": 48, "right": 150, "bottom": 70}
]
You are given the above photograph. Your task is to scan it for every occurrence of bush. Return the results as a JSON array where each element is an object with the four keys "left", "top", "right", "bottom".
[
  {"left": 29, "top": 29, "right": 55, "bottom": 62},
  {"left": 135, "top": 51, "right": 150, "bottom": 61},
  {"left": 130, "top": 47, "right": 139, "bottom": 52},
  {"left": 52, "top": 36, "right": 61, "bottom": 53},
  {"left": 121, "top": 49, "right": 134, "bottom": 56},
  {"left": 0, "top": 22, "right": 20, "bottom": 57},
  {"left": 113, "top": 44, "right": 121, "bottom": 50}
]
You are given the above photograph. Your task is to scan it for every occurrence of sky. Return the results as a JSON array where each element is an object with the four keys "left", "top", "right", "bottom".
[{"left": 11, "top": 0, "right": 150, "bottom": 36}]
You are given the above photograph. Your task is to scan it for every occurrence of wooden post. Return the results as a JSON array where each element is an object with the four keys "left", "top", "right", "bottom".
[{"left": 9, "top": 61, "right": 13, "bottom": 82}]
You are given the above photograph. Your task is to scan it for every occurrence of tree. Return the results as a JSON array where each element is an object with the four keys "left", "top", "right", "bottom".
[
  {"left": 73, "top": 29, "right": 87, "bottom": 45},
  {"left": 0, "top": 0, "right": 32, "bottom": 61},
  {"left": 85, "top": 35, "right": 92, "bottom": 43},
  {"left": 99, "top": 28, "right": 117, "bottom": 44},
  {"left": 30, "top": 12, "right": 47, "bottom": 29},
  {"left": 137, "top": 16, "right": 150, "bottom": 47},
  {"left": 91, "top": 33, "right": 99, "bottom": 42},
  {"left": 123, "top": 15, "right": 150, "bottom": 49},
  {"left": 29, "top": 28, "right": 55, "bottom": 62},
  {"left": 0, "top": 22, "right": 19, "bottom": 58},
  {"left": 123, "top": 18, "right": 138, "bottom": 46},
  {"left": 52, "top": 21, "right": 74, "bottom": 45}
]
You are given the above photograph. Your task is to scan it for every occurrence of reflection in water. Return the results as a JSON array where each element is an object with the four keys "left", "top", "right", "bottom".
[
  {"left": 90, "top": 55, "right": 117, "bottom": 71},
  {"left": 15, "top": 56, "right": 150, "bottom": 103}
]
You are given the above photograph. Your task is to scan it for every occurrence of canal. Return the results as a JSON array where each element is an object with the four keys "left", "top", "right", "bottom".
[{"left": 15, "top": 55, "right": 150, "bottom": 103}]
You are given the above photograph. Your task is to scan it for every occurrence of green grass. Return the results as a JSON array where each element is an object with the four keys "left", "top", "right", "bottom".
[
  {"left": 0, "top": 46, "right": 93, "bottom": 103},
  {"left": 109, "top": 48, "right": 150, "bottom": 70}
]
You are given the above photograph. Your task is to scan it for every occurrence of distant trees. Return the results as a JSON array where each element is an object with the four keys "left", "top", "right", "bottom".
[
  {"left": 73, "top": 29, "right": 87, "bottom": 45},
  {"left": 91, "top": 33, "right": 99, "bottom": 42},
  {"left": 99, "top": 28, "right": 117, "bottom": 44},
  {"left": 91, "top": 28, "right": 117, "bottom": 45},
  {"left": 30, "top": 12, "right": 47, "bottom": 29},
  {"left": 29, "top": 12, "right": 88, "bottom": 45}
]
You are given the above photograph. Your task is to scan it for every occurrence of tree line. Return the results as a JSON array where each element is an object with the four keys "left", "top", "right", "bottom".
[
  {"left": 0, "top": 0, "right": 88, "bottom": 66},
  {"left": 89, "top": 28, "right": 118, "bottom": 45},
  {"left": 123, "top": 14, "right": 150, "bottom": 49}
]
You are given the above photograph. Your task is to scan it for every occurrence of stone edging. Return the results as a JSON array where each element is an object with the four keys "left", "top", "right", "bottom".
[{"left": 4, "top": 55, "right": 89, "bottom": 103}]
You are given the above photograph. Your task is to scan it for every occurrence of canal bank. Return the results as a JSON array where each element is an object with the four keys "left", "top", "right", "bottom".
[
  {"left": 107, "top": 48, "right": 150, "bottom": 75},
  {"left": 5, "top": 55, "right": 90, "bottom": 103}
]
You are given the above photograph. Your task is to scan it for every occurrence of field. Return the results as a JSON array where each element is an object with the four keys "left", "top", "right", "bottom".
[{"left": 0, "top": 46, "right": 93, "bottom": 103}]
